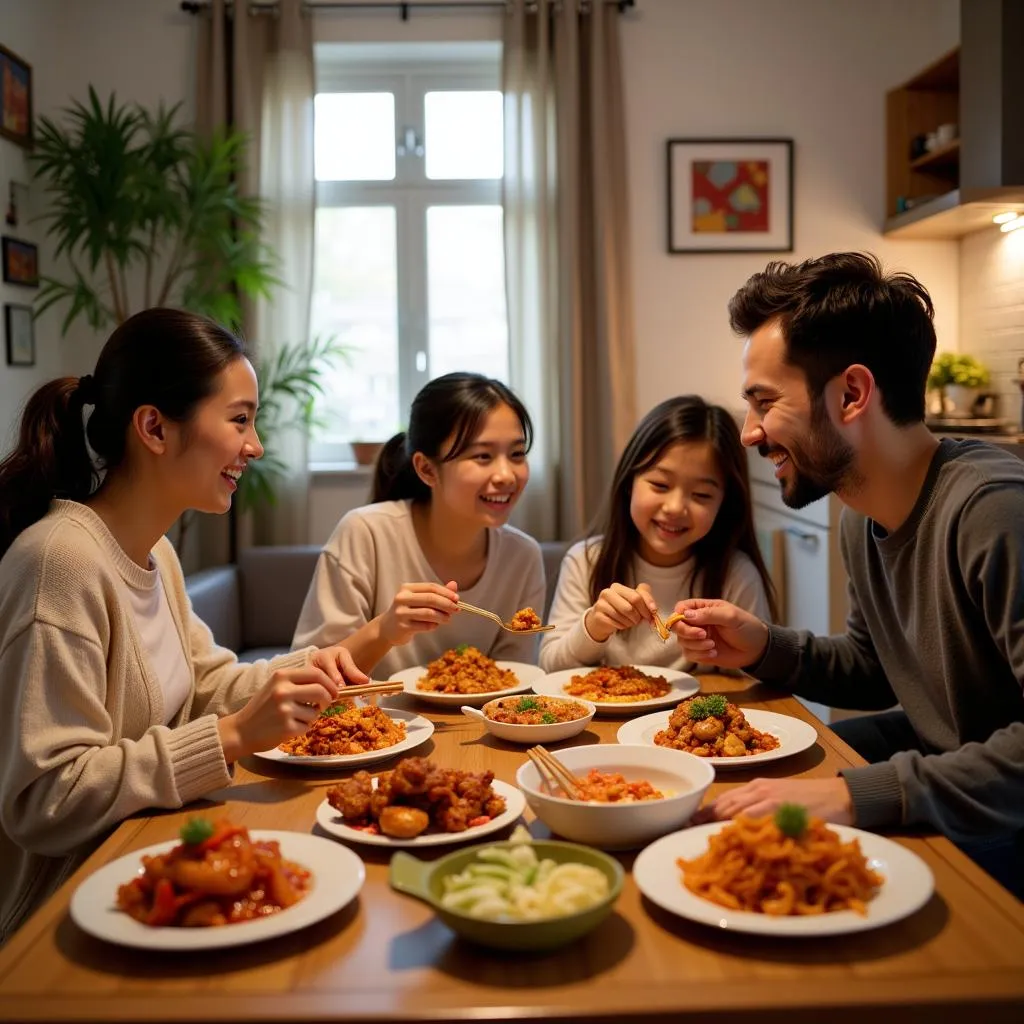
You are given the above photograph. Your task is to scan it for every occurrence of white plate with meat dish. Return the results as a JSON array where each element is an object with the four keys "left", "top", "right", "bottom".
[
  {"left": 634, "top": 822, "right": 934, "bottom": 936},
  {"left": 389, "top": 660, "right": 544, "bottom": 707},
  {"left": 253, "top": 706, "right": 434, "bottom": 768},
  {"left": 70, "top": 831, "right": 365, "bottom": 950},
  {"left": 616, "top": 706, "right": 818, "bottom": 768},
  {"left": 531, "top": 665, "right": 699, "bottom": 714},
  {"left": 315, "top": 778, "right": 526, "bottom": 848}
]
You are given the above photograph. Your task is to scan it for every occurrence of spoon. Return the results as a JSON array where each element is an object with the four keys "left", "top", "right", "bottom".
[
  {"left": 460, "top": 705, "right": 489, "bottom": 724},
  {"left": 456, "top": 600, "right": 556, "bottom": 634}
]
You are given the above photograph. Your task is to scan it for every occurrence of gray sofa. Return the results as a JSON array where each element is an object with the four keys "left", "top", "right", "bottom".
[{"left": 185, "top": 540, "right": 571, "bottom": 662}]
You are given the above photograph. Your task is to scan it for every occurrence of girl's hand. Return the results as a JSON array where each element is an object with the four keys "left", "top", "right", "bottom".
[
  {"left": 217, "top": 665, "right": 340, "bottom": 762},
  {"left": 584, "top": 582, "right": 658, "bottom": 643},
  {"left": 670, "top": 598, "right": 770, "bottom": 668},
  {"left": 309, "top": 644, "right": 371, "bottom": 688},
  {"left": 379, "top": 580, "right": 459, "bottom": 646}
]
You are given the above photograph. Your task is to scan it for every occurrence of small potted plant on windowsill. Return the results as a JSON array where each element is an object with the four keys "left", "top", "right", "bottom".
[
  {"left": 927, "top": 352, "right": 991, "bottom": 418},
  {"left": 350, "top": 441, "right": 386, "bottom": 467}
]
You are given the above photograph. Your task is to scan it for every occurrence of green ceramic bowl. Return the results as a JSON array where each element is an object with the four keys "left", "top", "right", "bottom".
[{"left": 389, "top": 838, "right": 624, "bottom": 951}]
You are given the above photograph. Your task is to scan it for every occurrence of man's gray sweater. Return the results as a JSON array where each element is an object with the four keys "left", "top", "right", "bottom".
[{"left": 755, "top": 439, "right": 1024, "bottom": 842}]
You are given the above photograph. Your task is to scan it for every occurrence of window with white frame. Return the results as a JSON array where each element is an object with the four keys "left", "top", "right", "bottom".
[{"left": 310, "top": 43, "right": 507, "bottom": 464}]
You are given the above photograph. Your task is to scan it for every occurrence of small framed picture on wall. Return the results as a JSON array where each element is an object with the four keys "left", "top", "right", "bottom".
[
  {"left": 4, "top": 303, "right": 35, "bottom": 366},
  {"left": 0, "top": 43, "right": 33, "bottom": 149},
  {"left": 1, "top": 236, "right": 39, "bottom": 287}
]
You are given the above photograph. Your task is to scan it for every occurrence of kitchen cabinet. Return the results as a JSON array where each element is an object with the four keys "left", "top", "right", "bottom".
[{"left": 883, "top": 0, "right": 1024, "bottom": 239}]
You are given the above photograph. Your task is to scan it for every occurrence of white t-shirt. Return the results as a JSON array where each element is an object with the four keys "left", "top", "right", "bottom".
[
  {"left": 118, "top": 563, "right": 192, "bottom": 724},
  {"left": 539, "top": 537, "right": 772, "bottom": 673},
  {"left": 292, "top": 500, "right": 546, "bottom": 678}
]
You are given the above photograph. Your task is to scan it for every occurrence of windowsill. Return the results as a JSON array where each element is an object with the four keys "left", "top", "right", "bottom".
[{"left": 310, "top": 462, "right": 376, "bottom": 478}]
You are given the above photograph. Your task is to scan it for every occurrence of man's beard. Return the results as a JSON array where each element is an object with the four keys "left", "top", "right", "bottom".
[{"left": 762, "top": 402, "right": 857, "bottom": 509}]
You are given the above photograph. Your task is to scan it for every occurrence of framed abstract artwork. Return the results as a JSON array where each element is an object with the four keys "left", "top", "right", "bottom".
[
  {"left": 0, "top": 43, "right": 33, "bottom": 149},
  {"left": 1, "top": 235, "right": 38, "bottom": 287},
  {"left": 4, "top": 303, "right": 34, "bottom": 366},
  {"left": 667, "top": 138, "right": 794, "bottom": 253}
]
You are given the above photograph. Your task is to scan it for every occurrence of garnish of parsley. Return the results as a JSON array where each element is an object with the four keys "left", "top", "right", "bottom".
[
  {"left": 686, "top": 694, "right": 728, "bottom": 721},
  {"left": 774, "top": 802, "right": 809, "bottom": 839}
]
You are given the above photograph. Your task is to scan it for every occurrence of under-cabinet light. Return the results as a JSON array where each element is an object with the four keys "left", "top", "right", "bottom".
[{"left": 999, "top": 216, "right": 1024, "bottom": 233}]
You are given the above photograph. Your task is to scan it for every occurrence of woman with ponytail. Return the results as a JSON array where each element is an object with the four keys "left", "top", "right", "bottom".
[
  {"left": 0, "top": 308, "right": 366, "bottom": 944},
  {"left": 293, "top": 372, "right": 545, "bottom": 677}
]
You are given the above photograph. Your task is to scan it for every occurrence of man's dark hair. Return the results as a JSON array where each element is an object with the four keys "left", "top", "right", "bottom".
[{"left": 728, "top": 252, "right": 936, "bottom": 425}]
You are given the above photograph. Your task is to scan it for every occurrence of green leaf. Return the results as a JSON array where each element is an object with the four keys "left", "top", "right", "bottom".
[
  {"left": 774, "top": 803, "right": 809, "bottom": 839},
  {"left": 179, "top": 817, "right": 215, "bottom": 845}
]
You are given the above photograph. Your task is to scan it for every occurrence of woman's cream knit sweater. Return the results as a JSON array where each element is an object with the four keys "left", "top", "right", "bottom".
[{"left": 0, "top": 501, "right": 309, "bottom": 943}]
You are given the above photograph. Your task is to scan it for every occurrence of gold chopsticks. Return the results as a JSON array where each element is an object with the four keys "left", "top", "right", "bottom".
[{"left": 527, "top": 745, "right": 582, "bottom": 800}]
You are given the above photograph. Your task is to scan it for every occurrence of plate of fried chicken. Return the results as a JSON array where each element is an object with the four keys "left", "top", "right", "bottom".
[{"left": 315, "top": 756, "right": 526, "bottom": 848}]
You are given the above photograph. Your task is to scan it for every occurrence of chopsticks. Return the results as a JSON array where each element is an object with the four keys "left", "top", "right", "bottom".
[
  {"left": 336, "top": 681, "right": 405, "bottom": 700},
  {"left": 527, "top": 745, "right": 583, "bottom": 800}
]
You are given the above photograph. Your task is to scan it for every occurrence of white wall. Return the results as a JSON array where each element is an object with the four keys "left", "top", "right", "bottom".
[
  {"left": 622, "top": 0, "right": 961, "bottom": 416},
  {"left": 959, "top": 227, "right": 1024, "bottom": 428}
]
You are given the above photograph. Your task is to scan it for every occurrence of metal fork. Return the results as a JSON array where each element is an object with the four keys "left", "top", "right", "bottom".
[{"left": 456, "top": 601, "right": 556, "bottom": 634}]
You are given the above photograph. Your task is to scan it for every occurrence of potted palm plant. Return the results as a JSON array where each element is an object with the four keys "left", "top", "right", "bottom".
[{"left": 31, "top": 88, "right": 346, "bottom": 555}]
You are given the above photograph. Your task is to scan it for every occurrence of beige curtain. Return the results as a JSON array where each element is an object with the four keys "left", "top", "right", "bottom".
[
  {"left": 196, "top": 0, "right": 316, "bottom": 549},
  {"left": 504, "top": 0, "right": 636, "bottom": 543}
]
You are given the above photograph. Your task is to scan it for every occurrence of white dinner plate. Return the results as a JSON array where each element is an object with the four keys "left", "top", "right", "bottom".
[
  {"left": 532, "top": 666, "right": 699, "bottom": 714},
  {"left": 616, "top": 707, "right": 818, "bottom": 767},
  {"left": 388, "top": 661, "right": 544, "bottom": 707},
  {"left": 253, "top": 707, "right": 434, "bottom": 768},
  {"left": 70, "top": 831, "right": 365, "bottom": 950},
  {"left": 315, "top": 777, "right": 526, "bottom": 848},
  {"left": 634, "top": 822, "right": 934, "bottom": 936}
]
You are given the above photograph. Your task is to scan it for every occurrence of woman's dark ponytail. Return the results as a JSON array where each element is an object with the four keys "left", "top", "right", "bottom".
[
  {"left": 0, "top": 308, "right": 245, "bottom": 561},
  {"left": 369, "top": 432, "right": 431, "bottom": 503},
  {"left": 0, "top": 377, "right": 97, "bottom": 558}
]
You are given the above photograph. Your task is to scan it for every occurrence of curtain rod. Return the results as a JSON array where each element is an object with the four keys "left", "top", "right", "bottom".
[{"left": 180, "top": 1, "right": 636, "bottom": 17}]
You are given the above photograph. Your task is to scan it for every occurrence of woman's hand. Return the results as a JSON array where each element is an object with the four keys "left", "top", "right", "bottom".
[
  {"left": 670, "top": 598, "right": 770, "bottom": 669},
  {"left": 378, "top": 580, "right": 460, "bottom": 646},
  {"left": 694, "top": 777, "right": 854, "bottom": 826},
  {"left": 584, "top": 582, "right": 658, "bottom": 643},
  {"left": 309, "top": 643, "right": 371, "bottom": 688},
  {"left": 217, "top": 665, "right": 340, "bottom": 762}
]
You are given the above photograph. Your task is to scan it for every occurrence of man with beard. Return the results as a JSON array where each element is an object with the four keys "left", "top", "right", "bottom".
[{"left": 673, "top": 252, "right": 1024, "bottom": 897}]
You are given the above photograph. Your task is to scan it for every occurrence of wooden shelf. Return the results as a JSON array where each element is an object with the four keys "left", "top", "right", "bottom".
[
  {"left": 884, "top": 189, "right": 1024, "bottom": 239},
  {"left": 910, "top": 139, "right": 960, "bottom": 172}
]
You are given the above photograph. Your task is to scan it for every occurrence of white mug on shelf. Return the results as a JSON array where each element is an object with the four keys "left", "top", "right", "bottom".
[{"left": 936, "top": 123, "right": 958, "bottom": 146}]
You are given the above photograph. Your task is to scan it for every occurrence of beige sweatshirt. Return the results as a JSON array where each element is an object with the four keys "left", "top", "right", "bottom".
[
  {"left": 0, "top": 501, "right": 309, "bottom": 943},
  {"left": 539, "top": 538, "right": 771, "bottom": 672},
  {"left": 292, "top": 500, "right": 546, "bottom": 678}
]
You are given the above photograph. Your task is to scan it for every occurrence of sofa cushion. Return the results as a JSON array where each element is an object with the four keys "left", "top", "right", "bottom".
[
  {"left": 184, "top": 565, "right": 242, "bottom": 652},
  {"left": 237, "top": 545, "right": 321, "bottom": 649},
  {"left": 539, "top": 540, "right": 570, "bottom": 620}
]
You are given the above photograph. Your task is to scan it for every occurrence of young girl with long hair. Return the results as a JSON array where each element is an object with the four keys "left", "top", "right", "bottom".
[
  {"left": 539, "top": 395, "right": 777, "bottom": 672},
  {"left": 293, "top": 372, "right": 545, "bottom": 677},
  {"left": 0, "top": 308, "right": 365, "bottom": 943}
]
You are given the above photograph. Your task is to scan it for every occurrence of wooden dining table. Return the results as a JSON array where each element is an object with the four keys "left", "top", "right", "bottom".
[{"left": 1, "top": 673, "right": 1022, "bottom": 1024}]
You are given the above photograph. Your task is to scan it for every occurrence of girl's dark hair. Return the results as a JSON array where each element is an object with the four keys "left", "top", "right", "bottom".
[
  {"left": 0, "top": 308, "right": 245, "bottom": 559},
  {"left": 587, "top": 395, "right": 778, "bottom": 620},
  {"left": 370, "top": 372, "right": 534, "bottom": 503}
]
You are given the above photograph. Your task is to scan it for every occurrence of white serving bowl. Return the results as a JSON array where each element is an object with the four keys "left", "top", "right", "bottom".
[
  {"left": 515, "top": 744, "right": 715, "bottom": 850},
  {"left": 461, "top": 695, "right": 597, "bottom": 744}
]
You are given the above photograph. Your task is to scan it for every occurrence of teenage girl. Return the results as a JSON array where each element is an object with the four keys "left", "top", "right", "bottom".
[
  {"left": 0, "top": 308, "right": 366, "bottom": 943},
  {"left": 539, "top": 395, "right": 777, "bottom": 672},
  {"left": 293, "top": 372, "right": 546, "bottom": 678}
]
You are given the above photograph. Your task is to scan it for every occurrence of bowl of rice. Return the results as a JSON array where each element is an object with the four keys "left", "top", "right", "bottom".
[
  {"left": 389, "top": 826, "right": 623, "bottom": 950},
  {"left": 461, "top": 694, "right": 597, "bottom": 744}
]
